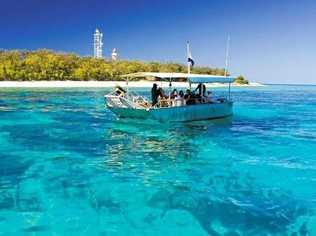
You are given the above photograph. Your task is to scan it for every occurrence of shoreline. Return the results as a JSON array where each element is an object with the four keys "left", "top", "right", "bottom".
[{"left": 0, "top": 80, "right": 264, "bottom": 88}]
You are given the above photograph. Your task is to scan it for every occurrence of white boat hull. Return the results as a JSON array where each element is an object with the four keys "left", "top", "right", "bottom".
[{"left": 107, "top": 101, "right": 233, "bottom": 122}]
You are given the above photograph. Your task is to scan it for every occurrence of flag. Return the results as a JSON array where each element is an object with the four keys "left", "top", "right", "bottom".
[
  {"left": 188, "top": 57, "right": 194, "bottom": 67},
  {"left": 187, "top": 41, "right": 195, "bottom": 67}
]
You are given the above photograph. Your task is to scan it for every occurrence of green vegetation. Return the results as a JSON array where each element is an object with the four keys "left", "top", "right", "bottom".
[
  {"left": 0, "top": 50, "right": 248, "bottom": 84},
  {"left": 235, "top": 76, "right": 249, "bottom": 85}
]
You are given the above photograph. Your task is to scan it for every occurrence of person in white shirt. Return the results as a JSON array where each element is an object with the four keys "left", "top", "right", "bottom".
[{"left": 174, "top": 90, "right": 185, "bottom": 106}]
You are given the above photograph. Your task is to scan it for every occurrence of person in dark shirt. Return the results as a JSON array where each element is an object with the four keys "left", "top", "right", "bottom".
[
  {"left": 195, "top": 83, "right": 206, "bottom": 97},
  {"left": 151, "top": 83, "right": 158, "bottom": 106},
  {"left": 184, "top": 89, "right": 195, "bottom": 105}
]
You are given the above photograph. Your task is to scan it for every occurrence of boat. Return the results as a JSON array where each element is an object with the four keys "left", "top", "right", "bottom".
[
  {"left": 105, "top": 41, "right": 236, "bottom": 122},
  {"left": 104, "top": 72, "right": 236, "bottom": 122}
]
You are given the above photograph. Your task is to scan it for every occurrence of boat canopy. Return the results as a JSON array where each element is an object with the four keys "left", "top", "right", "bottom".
[{"left": 121, "top": 72, "right": 235, "bottom": 84}]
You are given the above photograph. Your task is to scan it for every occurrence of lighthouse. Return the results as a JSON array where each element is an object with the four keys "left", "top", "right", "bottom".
[
  {"left": 111, "top": 48, "right": 118, "bottom": 61},
  {"left": 93, "top": 29, "right": 103, "bottom": 59}
]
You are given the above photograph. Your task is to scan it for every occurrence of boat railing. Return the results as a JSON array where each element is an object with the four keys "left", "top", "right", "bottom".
[{"left": 105, "top": 91, "right": 151, "bottom": 109}]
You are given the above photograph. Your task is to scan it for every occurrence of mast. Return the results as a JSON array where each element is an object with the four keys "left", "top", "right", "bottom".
[
  {"left": 224, "top": 35, "right": 231, "bottom": 100},
  {"left": 224, "top": 35, "right": 230, "bottom": 77},
  {"left": 187, "top": 41, "right": 191, "bottom": 74},
  {"left": 187, "top": 41, "right": 193, "bottom": 89}
]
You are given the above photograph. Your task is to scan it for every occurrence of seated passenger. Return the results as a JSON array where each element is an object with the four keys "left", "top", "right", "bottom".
[
  {"left": 174, "top": 90, "right": 185, "bottom": 106},
  {"left": 158, "top": 87, "right": 168, "bottom": 99},
  {"left": 158, "top": 87, "right": 169, "bottom": 107},
  {"left": 184, "top": 89, "right": 195, "bottom": 105},
  {"left": 194, "top": 83, "right": 207, "bottom": 103},
  {"left": 195, "top": 83, "right": 206, "bottom": 97},
  {"left": 170, "top": 89, "right": 178, "bottom": 99},
  {"left": 184, "top": 89, "right": 190, "bottom": 100},
  {"left": 178, "top": 90, "right": 184, "bottom": 98}
]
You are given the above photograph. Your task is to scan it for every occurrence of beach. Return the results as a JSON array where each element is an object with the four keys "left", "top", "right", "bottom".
[{"left": 0, "top": 80, "right": 264, "bottom": 88}]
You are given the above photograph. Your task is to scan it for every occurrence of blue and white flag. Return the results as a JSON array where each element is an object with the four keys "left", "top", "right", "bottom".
[{"left": 187, "top": 41, "right": 195, "bottom": 67}]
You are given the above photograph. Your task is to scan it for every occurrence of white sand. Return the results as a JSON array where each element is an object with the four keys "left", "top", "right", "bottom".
[{"left": 0, "top": 80, "right": 264, "bottom": 88}]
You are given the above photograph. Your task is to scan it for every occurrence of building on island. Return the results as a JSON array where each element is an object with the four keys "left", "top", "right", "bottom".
[
  {"left": 111, "top": 48, "right": 118, "bottom": 61},
  {"left": 93, "top": 29, "right": 103, "bottom": 59}
]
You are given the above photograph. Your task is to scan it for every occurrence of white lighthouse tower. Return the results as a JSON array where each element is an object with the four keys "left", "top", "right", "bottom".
[
  {"left": 111, "top": 48, "right": 118, "bottom": 61},
  {"left": 93, "top": 29, "right": 103, "bottom": 59}
]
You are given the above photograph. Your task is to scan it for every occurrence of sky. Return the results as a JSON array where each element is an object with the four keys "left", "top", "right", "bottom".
[{"left": 0, "top": 0, "right": 315, "bottom": 84}]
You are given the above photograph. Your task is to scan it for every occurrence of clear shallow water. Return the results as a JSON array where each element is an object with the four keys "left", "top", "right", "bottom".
[{"left": 0, "top": 85, "right": 316, "bottom": 235}]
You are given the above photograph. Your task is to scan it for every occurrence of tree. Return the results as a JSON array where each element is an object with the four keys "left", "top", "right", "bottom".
[
  {"left": 0, "top": 50, "right": 245, "bottom": 82},
  {"left": 235, "top": 76, "right": 249, "bottom": 84}
]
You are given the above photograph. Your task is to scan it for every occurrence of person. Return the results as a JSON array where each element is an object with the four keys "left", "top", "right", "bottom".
[
  {"left": 157, "top": 87, "right": 167, "bottom": 99},
  {"left": 151, "top": 83, "right": 159, "bottom": 106},
  {"left": 115, "top": 85, "right": 126, "bottom": 97},
  {"left": 170, "top": 89, "right": 178, "bottom": 99},
  {"left": 157, "top": 87, "right": 169, "bottom": 107},
  {"left": 184, "top": 89, "right": 195, "bottom": 105},
  {"left": 174, "top": 90, "right": 185, "bottom": 106},
  {"left": 195, "top": 83, "right": 206, "bottom": 97},
  {"left": 184, "top": 89, "right": 190, "bottom": 100}
]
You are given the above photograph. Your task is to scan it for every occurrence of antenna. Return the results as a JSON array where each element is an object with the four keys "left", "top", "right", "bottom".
[
  {"left": 224, "top": 35, "right": 230, "bottom": 77},
  {"left": 187, "top": 41, "right": 191, "bottom": 74}
]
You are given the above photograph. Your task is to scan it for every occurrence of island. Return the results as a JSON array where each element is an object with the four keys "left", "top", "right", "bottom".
[{"left": 0, "top": 50, "right": 262, "bottom": 87}]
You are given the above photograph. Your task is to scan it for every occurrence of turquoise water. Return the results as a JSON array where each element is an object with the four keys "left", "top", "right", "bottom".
[{"left": 0, "top": 85, "right": 316, "bottom": 235}]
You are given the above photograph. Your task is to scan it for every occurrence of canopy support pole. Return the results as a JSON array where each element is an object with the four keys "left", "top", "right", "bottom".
[
  {"left": 228, "top": 82, "right": 231, "bottom": 101},
  {"left": 169, "top": 77, "right": 172, "bottom": 100},
  {"left": 225, "top": 35, "right": 231, "bottom": 101},
  {"left": 126, "top": 77, "right": 129, "bottom": 93}
]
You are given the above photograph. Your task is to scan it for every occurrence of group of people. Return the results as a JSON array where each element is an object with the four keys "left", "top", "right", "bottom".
[{"left": 151, "top": 83, "right": 212, "bottom": 107}]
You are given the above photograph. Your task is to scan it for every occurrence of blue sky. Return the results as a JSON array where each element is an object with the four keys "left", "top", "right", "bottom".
[{"left": 0, "top": 0, "right": 315, "bottom": 84}]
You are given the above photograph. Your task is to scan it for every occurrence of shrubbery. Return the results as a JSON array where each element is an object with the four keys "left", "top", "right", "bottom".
[
  {"left": 0, "top": 49, "right": 247, "bottom": 83},
  {"left": 235, "top": 76, "right": 249, "bottom": 84}
]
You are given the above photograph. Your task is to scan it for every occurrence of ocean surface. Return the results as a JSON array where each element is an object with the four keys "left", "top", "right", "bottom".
[{"left": 0, "top": 85, "right": 315, "bottom": 235}]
